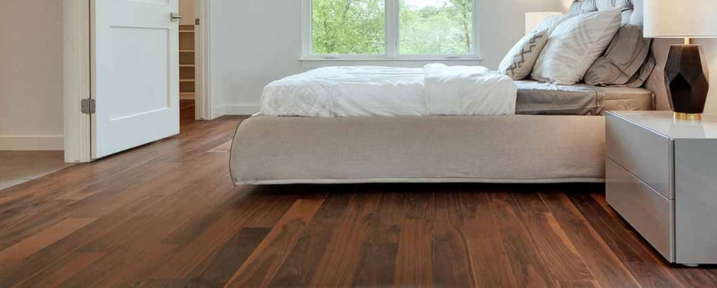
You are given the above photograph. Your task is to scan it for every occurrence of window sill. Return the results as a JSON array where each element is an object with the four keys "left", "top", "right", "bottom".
[{"left": 298, "top": 57, "right": 483, "bottom": 62}]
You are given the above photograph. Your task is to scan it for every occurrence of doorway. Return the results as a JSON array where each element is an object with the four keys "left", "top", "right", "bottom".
[{"left": 62, "top": 0, "right": 213, "bottom": 163}]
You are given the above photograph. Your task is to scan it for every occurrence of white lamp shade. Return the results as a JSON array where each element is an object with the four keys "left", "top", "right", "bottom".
[
  {"left": 525, "top": 12, "right": 562, "bottom": 35},
  {"left": 644, "top": 0, "right": 717, "bottom": 38}
]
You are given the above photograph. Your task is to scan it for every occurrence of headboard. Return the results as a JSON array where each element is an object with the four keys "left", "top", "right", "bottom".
[
  {"left": 570, "top": 0, "right": 642, "bottom": 25},
  {"left": 570, "top": 0, "right": 671, "bottom": 111}
]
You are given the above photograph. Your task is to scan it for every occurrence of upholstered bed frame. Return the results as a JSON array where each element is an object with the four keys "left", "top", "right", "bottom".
[{"left": 229, "top": 0, "right": 670, "bottom": 186}]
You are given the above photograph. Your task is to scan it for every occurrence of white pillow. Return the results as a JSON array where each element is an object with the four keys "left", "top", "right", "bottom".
[
  {"left": 498, "top": 14, "right": 575, "bottom": 80},
  {"left": 498, "top": 30, "right": 550, "bottom": 80},
  {"left": 531, "top": 9, "right": 622, "bottom": 85},
  {"left": 530, "top": 13, "right": 576, "bottom": 36}
]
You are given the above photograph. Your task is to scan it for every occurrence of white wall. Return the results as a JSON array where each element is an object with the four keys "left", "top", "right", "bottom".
[
  {"left": 557, "top": 0, "right": 573, "bottom": 12},
  {"left": 0, "top": 0, "right": 64, "bottom": 150},
  {"left": 682, "top": 39, "right": 717, "bottom": 114},
  {"left": 701, "top": 39, "right": 717, "bottom": 114},
  {"left": 210, "top": 0, "right": 562, "bottom": 115}
]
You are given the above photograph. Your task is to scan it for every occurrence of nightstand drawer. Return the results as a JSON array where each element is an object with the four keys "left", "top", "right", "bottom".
[
  {"left": 606, "top": 159, "right": 674, "bottom": 261},
  {"left": 606, "top": 113, "right": 673, "bottom": 199}
]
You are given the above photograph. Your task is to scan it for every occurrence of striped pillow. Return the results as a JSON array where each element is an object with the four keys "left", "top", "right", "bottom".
[{"left": 531, "top": 8, "right": 622, "bottom": 85}]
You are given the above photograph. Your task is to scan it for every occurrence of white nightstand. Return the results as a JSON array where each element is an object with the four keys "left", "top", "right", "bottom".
[{"left": 606, "top": 111, "right": 717, "bottom": 266}]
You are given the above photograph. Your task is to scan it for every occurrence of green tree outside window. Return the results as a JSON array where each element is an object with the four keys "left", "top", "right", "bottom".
[{"left": 311, "top": 0, "right": 473, "bottom": 56}]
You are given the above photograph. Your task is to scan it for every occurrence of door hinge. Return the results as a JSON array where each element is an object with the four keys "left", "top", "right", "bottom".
[
  {"left": 195, "top": 18, "right": 200, "bottom": 25},
  {"left": 81, "top": 99, "right": 96, "bottom": 114}
]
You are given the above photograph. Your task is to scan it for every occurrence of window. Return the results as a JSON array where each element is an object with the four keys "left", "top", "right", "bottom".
[
  {"left": 311, "top": 0, "right": 386, "bottom": 55},
  {"left": 303, "top": 0, "right": 478, "bottom": 60}
]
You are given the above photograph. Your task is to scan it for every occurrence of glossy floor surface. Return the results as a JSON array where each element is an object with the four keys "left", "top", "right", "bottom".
[
  {"left": 0, "top": 151, "right": 71, "bottom": 191},
  {"left": 1, "top": 102, "right": 716, "bottom": 288}
]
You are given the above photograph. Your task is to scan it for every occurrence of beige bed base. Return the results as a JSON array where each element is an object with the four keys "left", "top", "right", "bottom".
[{"left": 230, "top": 115, "right": 608, "bottom": 185}]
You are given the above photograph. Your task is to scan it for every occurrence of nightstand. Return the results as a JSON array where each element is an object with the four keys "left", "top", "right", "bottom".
[{"left": 606, "top": 111, "right": 717, "bottom": 266}]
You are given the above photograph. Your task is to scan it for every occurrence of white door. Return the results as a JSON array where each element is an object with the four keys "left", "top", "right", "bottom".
[{"left": 92, "top": 0, "right": 180, "bottom": 159}]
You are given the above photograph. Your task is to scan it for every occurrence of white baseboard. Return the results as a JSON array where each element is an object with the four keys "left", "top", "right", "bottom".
[
  {"left": 214, "top": 104, "right": 260, "bottom": 117},
  {"left": 0, "top": 135, "right": 64, "bottom": 151}
]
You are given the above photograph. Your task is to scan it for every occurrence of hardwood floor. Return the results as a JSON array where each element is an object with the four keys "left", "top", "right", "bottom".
[
  {"left": 0, "top": 151, "right": 72, "bottom": 191},
  {"left": 1, "top": 102, "right": 716, "bottom": 287}
]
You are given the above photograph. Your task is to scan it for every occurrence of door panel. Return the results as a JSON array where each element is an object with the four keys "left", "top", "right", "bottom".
[
  {"left": 109, "top": 27, "right": 170, "bottom": 120},
  {"left": 92, "top": 0, "right": 179, "bottom": 159}
]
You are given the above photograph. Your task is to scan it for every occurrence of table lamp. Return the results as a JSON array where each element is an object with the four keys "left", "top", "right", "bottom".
[
  {"left": 644, "top": 0, "right": 717, "bottom": 120},
  {"left": 525, "top": 12, "right": 562, "bottom": 35}
]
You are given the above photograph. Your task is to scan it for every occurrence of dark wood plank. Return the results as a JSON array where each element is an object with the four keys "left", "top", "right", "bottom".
[
  {"left": 0, "top": 124, "right": 239, "bottom": 255},
  {"left": 394, "top": 192, "right": 434, "bottom": 287},
  {"left": 432, "top": 192, "right": 474, "bottom": 288},
  {"left": 566, "top": 192, "right": 656, "bottom": 263},
  {"left": 0, "top": 118, "right": 239, "bottom": 244},
  {"left": 268, "top": 192, "right": 352, "bottom": 288},
  {"left": 0, "top": 218, "right": 95, "bottom": 263},
  {"left": 489, "top": 192, "right": 555, "bottom": 288},
  {"left": 589, "top": 192, "right": 635, "bottom": 233},
  {"left": 704, "top": 269, "right": 717, "bottom": 284},
  {"left": 556, "top": 280, "right": 599, "bottom": 288},
  {"left": 307, "top": 193, "right": 381, "bottom": 287},
  {"left": 241, "top": 194, "right": 305, "bottom": 228},
  {"left": 404, "top": 191, "right": 434, "bottom": 219},
  {"left": 460, "top": 192, "right": 517, "bottom": 288},
  {"left": 540, "top": 192, "right": 641, "bottom": 288},
  {"left": 624, "top": 262, "right": 686, "bottom": 288},
  {"left": 0, "top": 195, "right": 166, "bottom": 287},
  {"left": 18, "top": 252, "right": 104, "bottom": 288},
  {"left": 0, "top": 200, "right": 83, "bottom": 251},
  {"left": 0, "top": 151, "right": 70, "bottom": 191},
  {"left": 139, "top": 279, "right": 188, "bottom": 288},
  {"left": 81, "top": 161, "right": 235, "bottom": 253},
  {"left": 77, "top": 168, "right": 236, "bottom": 255},
  {"left": 523, "top": 212, "right": 594, "bottom": 282},
  {"left": 352, "top": 191, "right": 406, "bottom": 287},
  {"left": 587, "top": 191, "right": 703, "bottom": 288},
  {"left": 670, "top": 266, "right": 717, "bottom": 288},
  {"left": 514, "top": 190, "right": 550, "bottom": 213},
  {"left": 224, "top": 199, "right": 324, "bottom": 288},
  {"left": 186, "top": 228, "right": 270, "bottom": 288},
  {"left": 151, "top": 192, "right": 274, "bottom": 279},
  {"left": 58, "top": 243, "right": 179, "bottom": 288}
]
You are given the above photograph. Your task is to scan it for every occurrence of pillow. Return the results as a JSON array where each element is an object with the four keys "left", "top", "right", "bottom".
[
  {"left": 584, "top": 25, "right": 653, "bottom": 86},
  {"left": 498, "top": 14, "right": 575, "bottom": 80},
  {"left": 498, "top": 30, "right": 550, "bottom": 80},
  {"left": 530, "top": 13, "right": 576, "bottom": 36},
  {"left": 625, "top": 52, "right": 656, "bottom": 88},
  {"left": 531, "top": 9, "right": 622, "bottom": 85}
]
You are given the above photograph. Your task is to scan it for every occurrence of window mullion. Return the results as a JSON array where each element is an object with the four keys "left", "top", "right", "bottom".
[
  {"left": 472, "top": 0, "right": 480, "bottom": 57},
  {"left": 303, "top": 0, "right": 312, "bottom": 58},
  {"left": 386, "top": 0, "right": 399, "bottom": 58}
]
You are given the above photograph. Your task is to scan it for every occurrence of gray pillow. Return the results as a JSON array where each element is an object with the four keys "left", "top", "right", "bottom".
[{"left": 584, "top": 25, "right": 653, "bottom": 86}]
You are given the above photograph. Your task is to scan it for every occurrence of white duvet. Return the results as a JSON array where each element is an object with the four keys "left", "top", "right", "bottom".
[{"left": 260, "top": 64, "right": 517, "bottom": 118}]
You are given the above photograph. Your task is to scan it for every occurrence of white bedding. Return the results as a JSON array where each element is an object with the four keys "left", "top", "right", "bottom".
[{"left": 260, "top": 64, "right": 517, "bottom": 118}]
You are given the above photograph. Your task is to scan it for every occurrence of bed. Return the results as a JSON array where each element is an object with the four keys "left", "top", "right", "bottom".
[{"left": 229, "top": 0, "right": 670, "bottom": 185}]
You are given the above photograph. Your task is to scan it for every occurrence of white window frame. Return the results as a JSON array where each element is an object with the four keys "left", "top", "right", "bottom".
[{"left": 301, "top": 0, "right": 481, "bottom": 61}]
